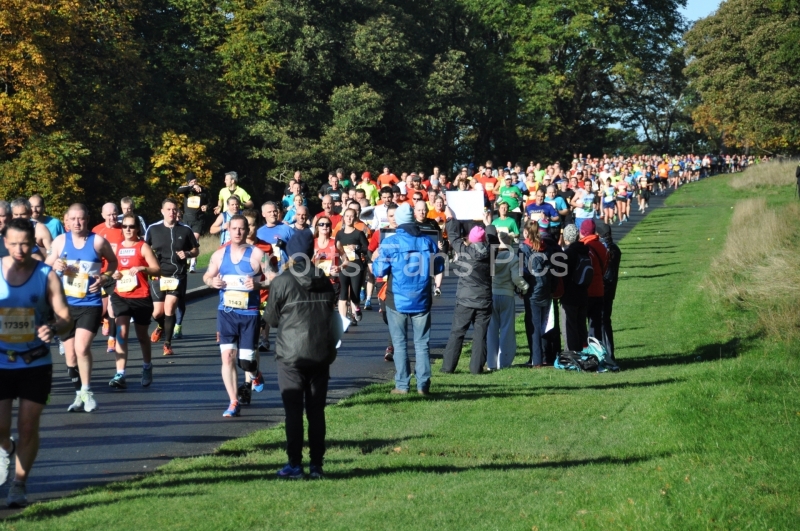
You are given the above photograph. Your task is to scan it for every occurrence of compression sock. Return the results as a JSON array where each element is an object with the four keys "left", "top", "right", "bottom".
[
  {"left": 155, "top": 316, "right": 165, "bottom": 329},
  {"left": 164, "top": 314, "right": 176, "bottom": 344},
  {"left": 68, "top": 366, "right": 81, "bottom": 391}
]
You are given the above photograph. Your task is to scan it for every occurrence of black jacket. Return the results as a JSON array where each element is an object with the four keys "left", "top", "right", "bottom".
[
  {"left": 602, "top": 239, "right": 622, "bottom": 301},
  {"left": 446, "top": 218, "right": 496, "bottom": 309},
  {"left": 560, "top": 241, "right": 590, "bottom": 307},
  {"left": 265, "top": 260, "right": 337, "bottom": 368},
  {"left": 519, "top": 235, "right": 559, "bottom": 307}
]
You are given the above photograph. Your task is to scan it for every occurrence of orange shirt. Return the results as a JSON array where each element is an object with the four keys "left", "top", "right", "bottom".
[
  {"left": 92, "top": 222, "right": 124, "bottom": 272},
  {"left": 657, "top": 163, "right": 669, "bottom": 178},
  {"left": 332, "top": 220, "right": 371, "bottom": 239},
  {"left": 475, "top": 175, "right": 498, "bottom": 201},
  {"left": 377, "top": 173, "right": 399, "bottom": 187},
  {"left": 426, "top": 209, "right": 448, "bottom": 239}
]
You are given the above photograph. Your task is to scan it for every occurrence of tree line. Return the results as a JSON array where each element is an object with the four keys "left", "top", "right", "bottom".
[{"left": 0, "top": 0, "right": 796, "bottom": 219}]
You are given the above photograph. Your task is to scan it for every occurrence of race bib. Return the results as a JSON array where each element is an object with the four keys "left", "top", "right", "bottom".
[
  {"left": 159, "top": 277, "right": 180, "bottom": 291},
  {"left": 344, "top": 245, "right": 357, "bottom": 262},
  {"left": 529, "top": 211, "right": 544, "bottom": 222},
  {"left": 484, "top": 182, "right": 494, "bottom": 192},
  {"left": 223, "top": 290, "right": 249, "bottom": 309},
  {"left": 116, "top": 272, "right": 138, "bottom": 293},
  {"left": 0, "top": 308, "right": 35, "bottom": 343},
  {"left": 317, "top": 260, "right": 332, "bottom": 276},
  {"left": 495, "top": 226, "right": 509, "bottom": 234},
  {"left": 187, "top": 196, "right": 201, "bottom": 209},
  {"left": 63, "top": 272, "right": 89, "bottom": 298},
  {"left": 222, "top": 275, "right": 249, "bottom": 291}
]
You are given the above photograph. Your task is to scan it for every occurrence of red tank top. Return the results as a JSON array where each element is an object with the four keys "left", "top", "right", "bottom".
[
  {"left": 314, "top": 238, "right": 339, "bottom": 283},
  {"left": 114, "top": 240, "right": 150, "bottom": 298}
]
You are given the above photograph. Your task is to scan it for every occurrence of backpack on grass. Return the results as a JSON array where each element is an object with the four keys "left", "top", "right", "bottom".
[{"left": 555, "top": 337, "right": 620, "bottom": 372}]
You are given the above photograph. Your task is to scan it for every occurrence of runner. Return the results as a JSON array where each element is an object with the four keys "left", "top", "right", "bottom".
[
  {"left": 238, "top": 209, "right": 273, "bottom": 358},
  {"left": 210, "top": 195, "right": 242, "bottom": 245},
  {"left": 335, "top": 208, "right": 369, "bottom": 325},
  {"left": 92, "top": 203, "right": 125, "bottom": 354},
  {"left": 108, "top": 213, "right": 161, "bottom": 389},
  {"left": 0, "top": 218, "right": 72, "bottom": 508},
  {"left": 28, "top": 194, "right": 65, "bottom": 241},
  {"left": 46, "top": 204, "right": 118, "bottom": 412},
  {"left": 214, "top": 171, "right": 253, "bottom": 215},
  {"left": 145, "top": 198, "right": 199, "bottom": 356},
  {"left": 203, "top": 215, "right": 268, "bottom": 417},
  {"left": 9, "top": 198, "right": 52, "bottom": 255},
  {"left": 176, "top": 172, "right": 210, "bottom": 273},
  {"left": 118, "top": 197, "right": 147, "bottom": 235}
]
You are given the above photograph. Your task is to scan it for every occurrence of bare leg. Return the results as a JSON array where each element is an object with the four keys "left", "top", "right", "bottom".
[{"left": 221, "top": 349, "right": 238, "bottom": 402}]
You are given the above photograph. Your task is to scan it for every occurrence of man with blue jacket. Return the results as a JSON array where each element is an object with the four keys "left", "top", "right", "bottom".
[{"left": 372, "top": 203, "right": 444, "bottom": 395}]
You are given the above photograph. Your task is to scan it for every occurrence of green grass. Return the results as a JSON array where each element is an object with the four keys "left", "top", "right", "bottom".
[{"left": 4, "top": 175, "right": 799, "bottom": 530}]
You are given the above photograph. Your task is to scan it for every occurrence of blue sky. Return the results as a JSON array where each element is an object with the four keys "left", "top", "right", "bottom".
[{"left": 680, "top": 0, "right": 722, "bottom": 22}]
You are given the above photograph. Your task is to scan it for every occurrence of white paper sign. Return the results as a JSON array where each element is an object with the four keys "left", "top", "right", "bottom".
[{"left": 445, "top": 190, "right": 484, "bottom": 220}]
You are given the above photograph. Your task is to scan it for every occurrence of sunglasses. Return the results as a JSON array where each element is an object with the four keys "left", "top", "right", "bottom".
[
  {"left": 122, "top": 225, "right": 138, "bottom": 229},
  {"left": 317, "top": 223, "right": 331, "bottom": 227}
]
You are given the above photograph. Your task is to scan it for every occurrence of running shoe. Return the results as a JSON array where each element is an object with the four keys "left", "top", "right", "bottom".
[
  {"left": 364, "top": 299, "right": 372, "bottom": 310},
  {"left": 109, "top": 373, "right": 127, "bottom": 390},
  {"left": 106, "top": 337, "right": 116, "bottom": 353},
  {"left": 172, "top": 325, "right": 183, "bottom": 340},
  {"left": 150, "top": 326, "right": 163, "bottom": 343},
  {"left": 0, "top": 439, "right": 14, "bottom": 486},
  {"left": 163, "top": 344, "right": 174, "bottom": 356},
  {"left": 67, "top": 393, "right": 83, "bottom": 412},
  {"left": 81, "top": 390, "right": 97, "bottom": 412},
  {"left": 384, "top": 346, "right": 394, "bottom": 362},
  {"left": 309, "top": 464, "right": 324, "bottom": 480},
  {"left": 359, "top": 287, "right": 366, "bottom": 304},
  {"left": 276, "top": 463, "right": 303, "bottom": 480},
  {"left": 237, "top": 384, "right": 251, "bottom": 405},
  {"left": 251, "top": 371, "right": 265, "bottom": 393},
  {"left": 6, "top": 482, "right": 27, "bottom": 508},
  {"left": 222, "top": 401, "right": 241, "bottom": 417},
  {"left": 102, "top": 320, "right": 109, "bottom": 336},
  {"left": 141, "top": 366, "right": 153, "bottom": 388},
  {"left": 354, "top": 309, "right": 362, "bottom": 323},
  {"left": 258, "top": 339, "right": 270, "bottom": 352},
  {"left": 189, "top": 263, "right": 197, "bottom": 273},
  {"left": 57, "top": 337, "right": 65, "bottom": 356}
]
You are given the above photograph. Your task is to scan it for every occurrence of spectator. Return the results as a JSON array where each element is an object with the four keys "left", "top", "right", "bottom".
[
  {"left": 486, "top": 231, "right": 528, "bottom": 370},
  {"left": 372, "top": 203, "right": 443, "bottom": 395},
  {"left": 560, "top": 224, "right": 590, "bottom": 351}
]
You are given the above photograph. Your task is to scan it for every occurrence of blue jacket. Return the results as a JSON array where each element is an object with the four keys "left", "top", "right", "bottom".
[{"left": 372, "top": 224, "right": 444, "bottom": 313}]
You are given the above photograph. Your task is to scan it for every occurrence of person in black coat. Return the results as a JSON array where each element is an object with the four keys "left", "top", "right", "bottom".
[
  {"left": 560, "top": 224, "right": 590, "bottom": 351},
  {"left": 265, "top": 237, "right": 337, "bottom": 480},
  {"left": 597, "top": 223, "right": 621, "bottom": 360},
  {"left": 441, "top": 210, "right": 497, "bottom": 374}
]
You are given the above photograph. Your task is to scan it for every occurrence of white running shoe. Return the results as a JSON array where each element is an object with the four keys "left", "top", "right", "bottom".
[
  {"left": 0, "top": 439, "right": 14, "bottom": 486},
  {"left": 81, "top": 390, "right": 97, "bottom": 412},
  {"left": 67, "top": 393, "right": 83, "bottom": 412}
]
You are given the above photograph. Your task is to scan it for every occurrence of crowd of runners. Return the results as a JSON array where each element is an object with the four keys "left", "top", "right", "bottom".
[{"left": 0, "top": 152, "right": 760, "bottom": 499}]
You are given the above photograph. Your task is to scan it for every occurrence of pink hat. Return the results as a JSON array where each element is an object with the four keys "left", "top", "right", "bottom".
[
  {"left": 580, "top": 219, "right": 596, "bottom": 237},
  {"left": 469, "top": 226, "right": 486, "bottom": 243}
]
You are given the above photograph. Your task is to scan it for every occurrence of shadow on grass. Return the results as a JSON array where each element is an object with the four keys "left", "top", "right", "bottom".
[
  {"left": 619, "top": 271, "right": 679, "bottom": 280},
  {"left": 619, "top": 337, "right": 746, "bottom": 370},
  {"left": 217, "top": 435, "right": 431, "bottom": 457},
  {"left": 335, "top": 378, "right": 682, "bottom": 408},
  {"left": 621, "top": 262, "right": 681, "bottom": 269}
]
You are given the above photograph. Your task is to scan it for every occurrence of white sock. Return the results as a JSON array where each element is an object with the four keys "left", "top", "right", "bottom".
[{"left": 81, "top": 385, "right": 90, "bottom": 392}]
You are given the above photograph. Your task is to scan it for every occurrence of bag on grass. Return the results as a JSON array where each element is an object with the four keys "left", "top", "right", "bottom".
[{"left": 554, "top": 351, "right": 599, "bottom": 371}]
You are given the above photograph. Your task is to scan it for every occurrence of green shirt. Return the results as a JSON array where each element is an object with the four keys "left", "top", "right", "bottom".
[
  {"left": 498, "top": 185, "right": 522, "bottom": 211},
  {"left": 492, "top": 216, "right": 519, "bottom": 235},
  {"left": 534, "top": 169, "right": 546, "bottom": 183}
]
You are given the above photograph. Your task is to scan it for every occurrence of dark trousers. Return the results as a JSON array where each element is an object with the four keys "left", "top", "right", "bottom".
[
  {"left": 562, "top": 303, "right": 588, "bottom": 351},
  {"left": 543, "top": 299, "right": 562, "bottom": 364},
  {"left": 442, "top": 303, "right": 492, "bottom": 374},
  {"left": 523, "top": 296, "right": 549, "bottom": 366},
  {"left": 587, "top": 296, "right": 604, "bottom": 342},
  {"left": 277, "top": 362, "right": 330, "bottom": 467},
  {"left": 602, "top": 295, "right": 615, "bottom": 359}
]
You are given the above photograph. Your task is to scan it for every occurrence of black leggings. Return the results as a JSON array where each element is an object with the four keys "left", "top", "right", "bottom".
[{"left": 339, "top": 262, "right": 364, "bottom": 305}]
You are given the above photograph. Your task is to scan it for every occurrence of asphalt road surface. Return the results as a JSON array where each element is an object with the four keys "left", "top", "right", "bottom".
[{"left": 1, "top": 189, "right": 670, "bottom": 515}]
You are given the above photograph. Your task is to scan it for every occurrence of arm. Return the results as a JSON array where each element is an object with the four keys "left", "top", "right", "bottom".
[
  {"left": 202, "top": 250, "right": 226, "bottom": 288},
  {"left": 209, "top": 213, "right": 225, "bottom": 235},
  {"left": 40, "top": 270, "right": 73, "bottom": 342},
  {"left": 44, "top": 235, "right": 65, "bottom": 268},
  {"left": 139, "top": 243, "right": 162, "bottom": 276},
  {"left": 36, "top": 223, "right": 52, "bottom": 254},
  {"left": 92, "top": 236, "right": 118, "bottom": 292}
]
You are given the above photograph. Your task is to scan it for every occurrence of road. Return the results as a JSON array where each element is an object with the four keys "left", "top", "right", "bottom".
[{"left": 1, "top": 189, "right": 669, "bottom": 515}]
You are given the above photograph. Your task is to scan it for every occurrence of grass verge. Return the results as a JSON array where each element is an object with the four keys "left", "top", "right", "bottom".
[{"left": 3, "top": 174, "right": 799, "bottom": 530}]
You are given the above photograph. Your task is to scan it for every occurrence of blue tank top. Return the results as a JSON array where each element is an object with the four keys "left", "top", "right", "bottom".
[
  {"left": 62, "top": 233, "right": 102, "bottom": 307},
  {"left": 217, "top": 245, "right": 260, "bottom": 315},
  {"left": 0, "top": 261, "right": 53, "bottom": 369}
]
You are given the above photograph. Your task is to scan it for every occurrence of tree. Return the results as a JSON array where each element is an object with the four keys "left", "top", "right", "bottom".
[{"left": 684, "top": 0, "right": 800, "bottom": 153}]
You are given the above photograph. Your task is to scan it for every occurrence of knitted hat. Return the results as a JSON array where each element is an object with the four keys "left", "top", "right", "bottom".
[
  {"left": 564, "top": 224, "right": 579, "bottom": 244},
  {"left": 468, "top": 226, "right": 486, "bottom": 243},
  {"left": 580, "top": 219, "right": 596, "bottom": 237},
  {"left": 395, "top": 203, "right": 413, "bottom": 225}
]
